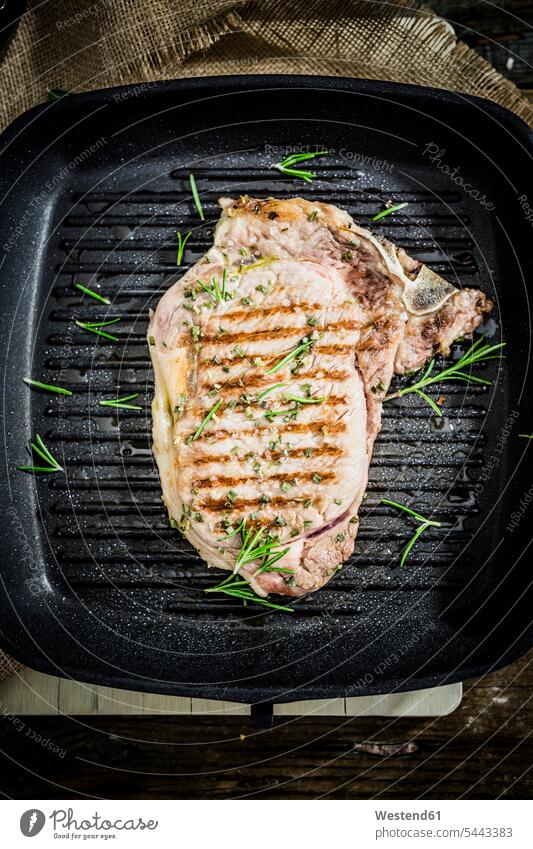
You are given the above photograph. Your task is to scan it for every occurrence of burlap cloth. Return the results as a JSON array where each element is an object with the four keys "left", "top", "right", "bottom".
[{"left": 1, "top": 0, "right": 531, "bottom": 682}]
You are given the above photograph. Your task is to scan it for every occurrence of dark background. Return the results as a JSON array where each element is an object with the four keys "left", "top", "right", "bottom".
[{"left": 0, "top": 0, "right": 532, "bottom": 800}]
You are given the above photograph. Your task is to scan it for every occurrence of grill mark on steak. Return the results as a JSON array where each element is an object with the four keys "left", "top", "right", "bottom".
[
  {"left": 192, "top": 469, "right": 336, "bottom": 489},
  {"left": 198, "top": 368, "right": 351, "bottom": 392},
  {"left": 189, "top": 395, "right": 350, "bottom": 415},
  {"left": 202, "top": 344, "right": 353, "bottom": 367},
  {"left": 190, "top": 444, "right": 343, "bottom": 466},
  {"left": 189, "top": 420, "right": 348, "bottom": 442},
  {"left": 205, "top": 368, "right": 351, "bottom": 390},
  {"left": 199, "top": 493, "right": 322, "bottom": 512},
  {"left": 212, "top": 303, "right": 325, "bottom": 321},
  {"left": 201, "top": 321, "right": 359, "bottom": 344}
]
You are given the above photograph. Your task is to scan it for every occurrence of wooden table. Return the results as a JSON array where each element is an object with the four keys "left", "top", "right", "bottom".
[
  {"left": 0, "top": 1, "right": 532, "bottom": 800},
  {"left": 0, "top": 656, "right": 529, "bottom": 799}
]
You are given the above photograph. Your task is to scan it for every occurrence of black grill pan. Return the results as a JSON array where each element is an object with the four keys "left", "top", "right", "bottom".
[{"left": 0, "top": 76, "right": 532, "bottom": 704}]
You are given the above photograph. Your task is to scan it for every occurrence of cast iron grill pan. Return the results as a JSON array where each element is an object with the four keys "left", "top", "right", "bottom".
[{"left": 0, "top": 77, "right": 531, "bottom": 702}]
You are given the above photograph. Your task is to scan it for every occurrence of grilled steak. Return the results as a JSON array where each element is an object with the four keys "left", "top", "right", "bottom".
[{"left": 148, "top": 196, "right": 492, "bottom": 598}]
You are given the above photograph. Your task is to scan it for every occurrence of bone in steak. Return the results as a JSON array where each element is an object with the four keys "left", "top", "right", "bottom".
[{"left": 148, "top": 196, "right": 492, "bottom": 598}]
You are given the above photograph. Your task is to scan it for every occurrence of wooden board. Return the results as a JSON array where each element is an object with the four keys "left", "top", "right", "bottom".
[{"left": 0, "top": 667, "right": 461, "bottom": 717}]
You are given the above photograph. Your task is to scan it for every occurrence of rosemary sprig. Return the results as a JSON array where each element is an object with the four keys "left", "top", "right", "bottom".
[
  {"left": 18, "top": 434, "right": 63, "bottom": 474},
  {"left": 372, "top": 202, "right": 409, "bottom": 222},
  {"left": 208, "top": 517, "right": 294, "bottom": 610},
  {"left": 201, "top": 269, "right": 231, "bottom": 303},
  {"left": 74, "top": 283, "right": 110, "bottom": 304},
  {"left": 256, "top": 383, "right": 286, "bottom": 401},
  {"left": 205, "top": 575, "right": 294, "bottom": 613},
  {"left": 222, "top": 518, "right": 290, "bottom": 576},
  {"left": 385, "top": 337, "right": 505, "bottom": 416},
  {"left": 189, "top": 173, "right": 205, "bottom": 221},
  {"left": 176, "top": 231, "right": 192, "bottom": 265},
  {"left": 100, "top": 393, "right": 142, "bottom": 411},
  {"left": 382, "top": 499, "right": 441, "bottom": 568},
  {"left": 190, "top": 399, "right": 222, "bottom": 441},
  {"left": 271, "top": 150, "right": 327, "bottom": 182},
  {"left": 519, "top": 434, "right": 533, "bottom": 439},
  {"left": 75, "top": 317, "right": 121, "bottom": 341},
  {"left": 266, "top": 337, "right": 315, "bottom": 375},
  {"left": 23, "top": 377, "right": 72, "bottom": 396},
  {"left": 237, "top": 536, "right": 289, "bottom": 574},
  {"left": 233, "top": 523, "right": 269, "bottom": 574}
]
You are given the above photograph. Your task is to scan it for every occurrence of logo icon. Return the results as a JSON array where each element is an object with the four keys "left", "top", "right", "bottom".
[{"left": 20, "top": 809, "right": 46, "bottom": 837}]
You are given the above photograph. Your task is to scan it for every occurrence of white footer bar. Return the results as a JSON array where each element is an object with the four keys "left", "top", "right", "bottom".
[{"left": 3, "top": 799, "right": 530, "bottom": 847}]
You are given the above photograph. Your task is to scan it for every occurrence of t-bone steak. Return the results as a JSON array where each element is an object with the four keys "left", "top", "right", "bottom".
[{"left": 148, "top": 196, "right": 492, "bottom": 598}]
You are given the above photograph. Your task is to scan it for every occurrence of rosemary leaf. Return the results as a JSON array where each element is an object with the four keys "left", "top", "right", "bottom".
[
  {"left": 413, "top": 389, "right": 442, "bottom": 417},
  {"left": 271, "top": 150, "right": 328, "bottom": 183},
  {"left": 218, "top": 518, "right": 246, "bottom": 541},
  {"left": 256, "top": 383, "right": 286, "bottom": 401},
  {"left": 74, "top": 283, "right": 110, "bottom": 304},
  {"left": 100, "top": 393, "right": 142, "bottom": 411},
  {"left": 23, "top": 378, "right": 72, "bottom": 396},
  {"left": 176, "top": 231, "right": 192, "bottom": 266},
  {"left": 75, "top": 318, "right": 120, "bottom": 342},
  {"left": 266, "top": 339, "right": 314, "bottom": 375},
  {"left": 400, "top": 523, "right": 428, "bottom": 568},
  {"left": 381, "top": 498, "right": 440, "bottom": 526},
  {"left": 285, "top": 394, "right": 324, "bottom": 405},
  {"left": 382, "top": 498, "right": 441, "bottom": 568},
  {"left": 372, "top": 202, "right": 408, "bottom": 222},
  {"left": 254, "top": 548, "right": 291, "bottom": 573},
  {"left": 17, "top": 465, "right": 60, "bottom": 473},
  {"left": 191, "top": 399, "right": 222, "bottom": 441},
  {"left": 205, "top": 573, "right": 294, "bottom": 612},
  {"left": 81, "top": 318, "right": 121, "bottom": 328},
  {"left": 18, "top": 434, "right": 63, "bottom": 474},
  {"left": 189, "top": 173, "right": 205, "bottom": 221},
  {"left": 47, "top": 87, "right": 67, "bottom": 102}
]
